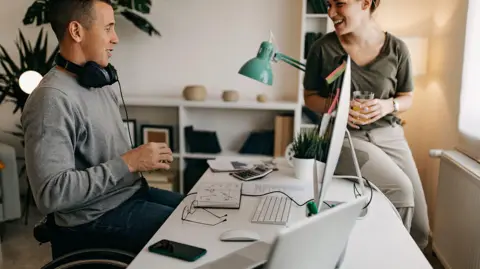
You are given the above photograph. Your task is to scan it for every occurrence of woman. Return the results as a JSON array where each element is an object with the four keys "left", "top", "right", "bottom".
[{"left": 303, "top": 0, "right": 430, "bottom": 250}]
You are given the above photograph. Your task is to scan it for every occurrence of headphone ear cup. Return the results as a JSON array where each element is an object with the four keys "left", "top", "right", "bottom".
[
  {"left": 106, "top": 64, "right": 118, "bottom": 84},
  {"left": 79, "top": 62, "right": 111, "bottom": 88}
]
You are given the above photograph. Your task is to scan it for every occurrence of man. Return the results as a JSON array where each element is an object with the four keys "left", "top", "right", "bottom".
[{"left": 21, "top": 0, "right": 183, "bottom": 258}]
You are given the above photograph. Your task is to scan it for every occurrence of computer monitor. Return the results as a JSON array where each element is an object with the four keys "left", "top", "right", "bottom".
[{"left": 314, "top": 56, "right": 367, "bottom": 212}]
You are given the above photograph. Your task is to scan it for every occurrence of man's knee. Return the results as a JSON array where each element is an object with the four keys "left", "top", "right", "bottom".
[{"left": 148, "top": 187, "right": 184, "bottom": 208}]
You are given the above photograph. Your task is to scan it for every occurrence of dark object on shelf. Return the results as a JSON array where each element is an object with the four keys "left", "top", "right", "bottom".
[
  {"left": 304, "top": 32, "right": 324, "bottom": 59},
  {"left": 239, "top": 130, "right": 274, "bottom": 156},
  {"left": 308, "top": 0, "right": 328, "bottom": 14},
  {"left": 185, "top": 126, "right": 221, "bottom": 154},
  {"left": 183, "top": 159, "right": 210, "bottom": 194}
]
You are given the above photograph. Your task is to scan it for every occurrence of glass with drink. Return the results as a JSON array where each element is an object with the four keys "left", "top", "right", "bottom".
[{"left": 352, "top": 91, "right": 374, "bottom": 124}]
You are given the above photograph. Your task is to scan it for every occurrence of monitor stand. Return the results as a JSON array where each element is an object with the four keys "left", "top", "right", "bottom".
[
  {"left": 345, "top": 128, "right": 368, "bottom": 218},
  {"left": 306, "top": 128, "right": 369, "bottom": 218}
]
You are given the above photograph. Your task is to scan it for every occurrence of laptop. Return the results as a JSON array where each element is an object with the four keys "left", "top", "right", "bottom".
[{"left": 196, "top": 196, "right": 367, "bottom": 269}]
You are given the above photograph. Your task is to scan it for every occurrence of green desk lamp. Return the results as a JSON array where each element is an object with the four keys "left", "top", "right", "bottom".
[{"left": 238, "top": 37, "right": 305, "bottom": 86}]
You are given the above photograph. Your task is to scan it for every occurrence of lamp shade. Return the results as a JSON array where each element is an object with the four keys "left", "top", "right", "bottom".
[
  {"left": 238, "top": 41, "right": 276, "bottom": 85},
  {"left": 19, "top": 70, "right": 42, "bottom": 94}
]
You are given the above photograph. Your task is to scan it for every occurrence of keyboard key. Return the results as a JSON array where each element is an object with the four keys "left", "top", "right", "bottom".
[{"left": 251, "top": 196, "right": 292, "bottom": 225}]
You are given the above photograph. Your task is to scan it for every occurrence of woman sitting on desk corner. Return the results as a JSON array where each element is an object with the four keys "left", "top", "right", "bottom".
[{"left": 302, "top": 0, "right": 430, "bottom": 251}]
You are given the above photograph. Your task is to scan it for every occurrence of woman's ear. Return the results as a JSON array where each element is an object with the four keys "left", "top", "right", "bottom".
[{"left": 361, "top": 0, "right": 372, "bottom": 11}]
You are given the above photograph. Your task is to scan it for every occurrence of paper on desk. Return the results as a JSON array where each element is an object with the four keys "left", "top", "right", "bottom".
[{"left": 242, "top": 182, "right": 312, "bottom": 204}]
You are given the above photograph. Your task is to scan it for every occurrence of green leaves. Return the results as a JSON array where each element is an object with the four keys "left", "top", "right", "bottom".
[
  {"left": 292, "top": 129, "right": 323, "bottom": 159},
  {"left": 121, "top": 10, "right": 160, "bottom": 36},
  {"left": 22, "top": 0, "right": 160, "bottom": 37},
  {"left": 23, "top": 0, "right": 50, "bottom": 26},
  {"left": 116, "top": 0, "right": 152, "bottom": 13},
  {"left": 0, "top": 28, "right": 59, "bottom": 113}
]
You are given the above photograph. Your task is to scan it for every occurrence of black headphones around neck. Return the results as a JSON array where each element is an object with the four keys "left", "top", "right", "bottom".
[{"left": 55, "top": 53, "right": 118, "bottom": 89}]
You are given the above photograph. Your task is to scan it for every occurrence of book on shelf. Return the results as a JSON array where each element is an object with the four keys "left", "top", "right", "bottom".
[{"left": 274, "top": 114, "right": 294, "bottom": 157}]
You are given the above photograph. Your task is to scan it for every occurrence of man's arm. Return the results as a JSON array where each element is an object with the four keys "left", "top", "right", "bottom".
[{"left": 21, "top": 87, "right": 131, "bottom": 215}]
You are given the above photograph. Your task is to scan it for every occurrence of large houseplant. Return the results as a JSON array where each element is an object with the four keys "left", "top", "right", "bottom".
[
  {"left": 23, "top": 0, "right": 161, "bottom": 36},
  {"left": 0, "top": 28, "right": 58, "bottom": 113},
  {"left": 0, "top": 28, "right": 58, "bottom": 178}
]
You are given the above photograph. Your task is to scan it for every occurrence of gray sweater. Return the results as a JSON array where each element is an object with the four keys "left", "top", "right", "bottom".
[{"left": 21, "top": 67, "right": 142, "bottom": 227}]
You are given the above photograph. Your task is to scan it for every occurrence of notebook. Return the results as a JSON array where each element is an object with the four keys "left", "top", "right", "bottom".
[{"left": 195, "top": 182, "right": 242, "bottom": 209}]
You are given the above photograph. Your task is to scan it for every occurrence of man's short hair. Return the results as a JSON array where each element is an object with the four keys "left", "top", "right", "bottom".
[{"left": 48, "top": 0, "right": 112, "bottom": 41}]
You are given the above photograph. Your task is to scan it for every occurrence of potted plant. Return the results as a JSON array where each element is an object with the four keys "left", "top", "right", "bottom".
[
  {"left": 290, "top": 128, "right": 321, "bottom": 181},
  {"left": 23, "top": 0, "right": 161, "bottom": 37}
]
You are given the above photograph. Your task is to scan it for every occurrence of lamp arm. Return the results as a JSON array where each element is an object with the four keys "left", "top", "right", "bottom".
[{"left": 274, "top": 52, "right": 306, "bottom": 72}]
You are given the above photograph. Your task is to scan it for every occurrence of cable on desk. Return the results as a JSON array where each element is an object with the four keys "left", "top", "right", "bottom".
[
  {"left": 332, "top": 175, "right": 373, "bottom": 210},
  {"left": 242, "top": 191, "right": 313, "bottom": 207}
]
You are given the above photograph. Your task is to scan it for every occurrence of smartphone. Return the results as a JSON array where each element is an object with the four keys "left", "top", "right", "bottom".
[{"left": 148, "top": 239, "right": 207, "bottom": 262}]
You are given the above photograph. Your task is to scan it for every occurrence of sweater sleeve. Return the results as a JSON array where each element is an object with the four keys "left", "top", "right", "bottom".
[{"left": 21, "top": 87, "right": 131, "bottom": 215}]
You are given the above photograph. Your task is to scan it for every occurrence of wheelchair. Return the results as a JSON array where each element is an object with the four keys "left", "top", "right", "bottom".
[{"left": 34, "top": 215, "right": 136, "bottom": 269}]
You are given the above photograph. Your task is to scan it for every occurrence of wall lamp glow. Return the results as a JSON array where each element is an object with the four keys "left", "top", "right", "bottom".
[
  {"left": 400, "top": 36, "right": 429, "bottom": 76},
  {"left": 19, "top": 70, "right": 42, "bottom": 94}
]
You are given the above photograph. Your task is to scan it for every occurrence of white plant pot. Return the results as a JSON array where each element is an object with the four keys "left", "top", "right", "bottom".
[{"left": 293, "top": 157, "right": 315, "bottom": 181}]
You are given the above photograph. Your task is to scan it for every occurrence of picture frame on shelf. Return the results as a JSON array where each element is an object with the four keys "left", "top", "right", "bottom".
[
  {"left": 141, "top": 124, "right": 174, "bottom": 150},
  {"left": 122, "top": 119, "right": 137, "bottom": 146}
]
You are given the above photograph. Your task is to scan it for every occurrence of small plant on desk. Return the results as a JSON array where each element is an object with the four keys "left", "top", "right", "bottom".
[{"left": 291, "top": 129, "right": 321, "bottom": 181}]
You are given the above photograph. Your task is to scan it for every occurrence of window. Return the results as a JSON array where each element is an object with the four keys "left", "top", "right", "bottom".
[{"left": 458, "top": 0, "right": 480, "bottom": 161}]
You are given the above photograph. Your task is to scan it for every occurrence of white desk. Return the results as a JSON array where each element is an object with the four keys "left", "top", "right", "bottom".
[{"left": 127, "top": 159, "right": 432, "bottom": 269}]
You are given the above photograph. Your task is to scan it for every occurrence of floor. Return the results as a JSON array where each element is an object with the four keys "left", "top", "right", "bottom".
[{"left": 0, "top": 204, "right": 445, "bottom": 269}]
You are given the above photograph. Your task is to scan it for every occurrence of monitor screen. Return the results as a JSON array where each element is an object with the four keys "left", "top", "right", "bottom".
[{"left": 315, "top": 55, "right": 351, "bottom": 207}]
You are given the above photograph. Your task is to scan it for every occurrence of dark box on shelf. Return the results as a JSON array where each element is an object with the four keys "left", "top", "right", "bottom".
[{"left": 185, "top": 126, "right": 221, "bottom": 154}]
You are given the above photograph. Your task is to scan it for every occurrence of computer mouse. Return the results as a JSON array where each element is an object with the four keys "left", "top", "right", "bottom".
[{"left": 219, "top": 229, "right": 260, "bottom": 242}]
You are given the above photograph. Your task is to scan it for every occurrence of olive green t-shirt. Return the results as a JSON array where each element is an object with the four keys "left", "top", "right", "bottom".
[{"left": 303, "top": 31, "right": 414, "bottom": 130}]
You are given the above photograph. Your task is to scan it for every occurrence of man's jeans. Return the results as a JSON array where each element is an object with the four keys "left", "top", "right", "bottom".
[{"left": 49, "top": 182, "right": 184, "bottom": 259}]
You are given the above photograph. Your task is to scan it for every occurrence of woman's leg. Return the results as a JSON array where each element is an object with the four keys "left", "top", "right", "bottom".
[
  {"left": 336, "top": 135, "right": 416, "bottom": 233},
  {"left": 367, "top": 124, "right": 430, "bottom": 250}
]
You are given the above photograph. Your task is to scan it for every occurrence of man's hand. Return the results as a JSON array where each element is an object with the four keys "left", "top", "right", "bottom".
[{"left": 121, "top": 142, "right": 173, "bottom": 172}]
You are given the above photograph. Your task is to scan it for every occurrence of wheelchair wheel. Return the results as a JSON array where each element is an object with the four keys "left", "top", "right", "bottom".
[{"left": 40, "top": 248, "right": 135, "bottom": 269}]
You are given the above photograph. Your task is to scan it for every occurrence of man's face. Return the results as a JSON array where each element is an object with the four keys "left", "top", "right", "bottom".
[{"left": 80, "top": 1, "right": 118, "bottom": 67}]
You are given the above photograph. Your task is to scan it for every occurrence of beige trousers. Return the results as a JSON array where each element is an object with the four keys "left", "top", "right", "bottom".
[{"left": 335, "top": 124, "right": 430, "bottom": 250}]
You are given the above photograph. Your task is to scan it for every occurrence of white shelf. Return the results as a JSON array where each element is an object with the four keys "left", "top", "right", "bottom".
[
  {"left": 183, "top": 151, "right": 273, "bottom": 161},
  {"left": 123, "top": 95, "right": 297, "bottom": 111},
  {"left": 300, "top": 123, "right": 317, "bottom": 129},
  {"left": 306, "top": 14, "right": 329, "bottom": 19}
]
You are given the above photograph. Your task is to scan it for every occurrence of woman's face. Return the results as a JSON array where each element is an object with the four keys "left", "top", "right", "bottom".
[{"left": 327, "top": 0, "right": 369, "bottom": 36}]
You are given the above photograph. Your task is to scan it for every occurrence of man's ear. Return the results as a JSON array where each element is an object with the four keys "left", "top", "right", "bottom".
[{"left": 68, "top": 21, "right": 84, "bottom": 43}]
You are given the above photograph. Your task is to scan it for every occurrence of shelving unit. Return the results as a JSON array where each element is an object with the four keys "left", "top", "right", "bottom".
[
  {"left": 120, "top": 1, "right": 334, "bottom": 194},
  {"left": 121, "top": 96, "right": 296, "bottom": 194},
  {"left": 298, "top": 0, "right": 334, "bottom": 130}
]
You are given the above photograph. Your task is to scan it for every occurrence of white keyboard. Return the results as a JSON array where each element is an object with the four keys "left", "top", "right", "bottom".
[{"left": 251, "top": 196, "right": 292, "bottom": 225}]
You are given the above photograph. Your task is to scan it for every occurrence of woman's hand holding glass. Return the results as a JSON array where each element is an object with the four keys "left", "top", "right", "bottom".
[{"left": 349, "top": 93, "right": 394, "bottom": 129}]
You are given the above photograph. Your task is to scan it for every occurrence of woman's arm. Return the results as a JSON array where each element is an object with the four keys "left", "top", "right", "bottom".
[
  {"left": 393, "top": 92, "right": 413, "bottom": 114},
  {"left": 303, "top": 90, "right": 330, "bottom": 114}
]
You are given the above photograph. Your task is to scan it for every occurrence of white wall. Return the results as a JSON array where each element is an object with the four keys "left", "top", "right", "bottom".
[
  {"left": 112, "top": 0, "right": 302, "bottom": 101},
  {"left": 0, "top": 0, "right": 302, "bottom": 154}
]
